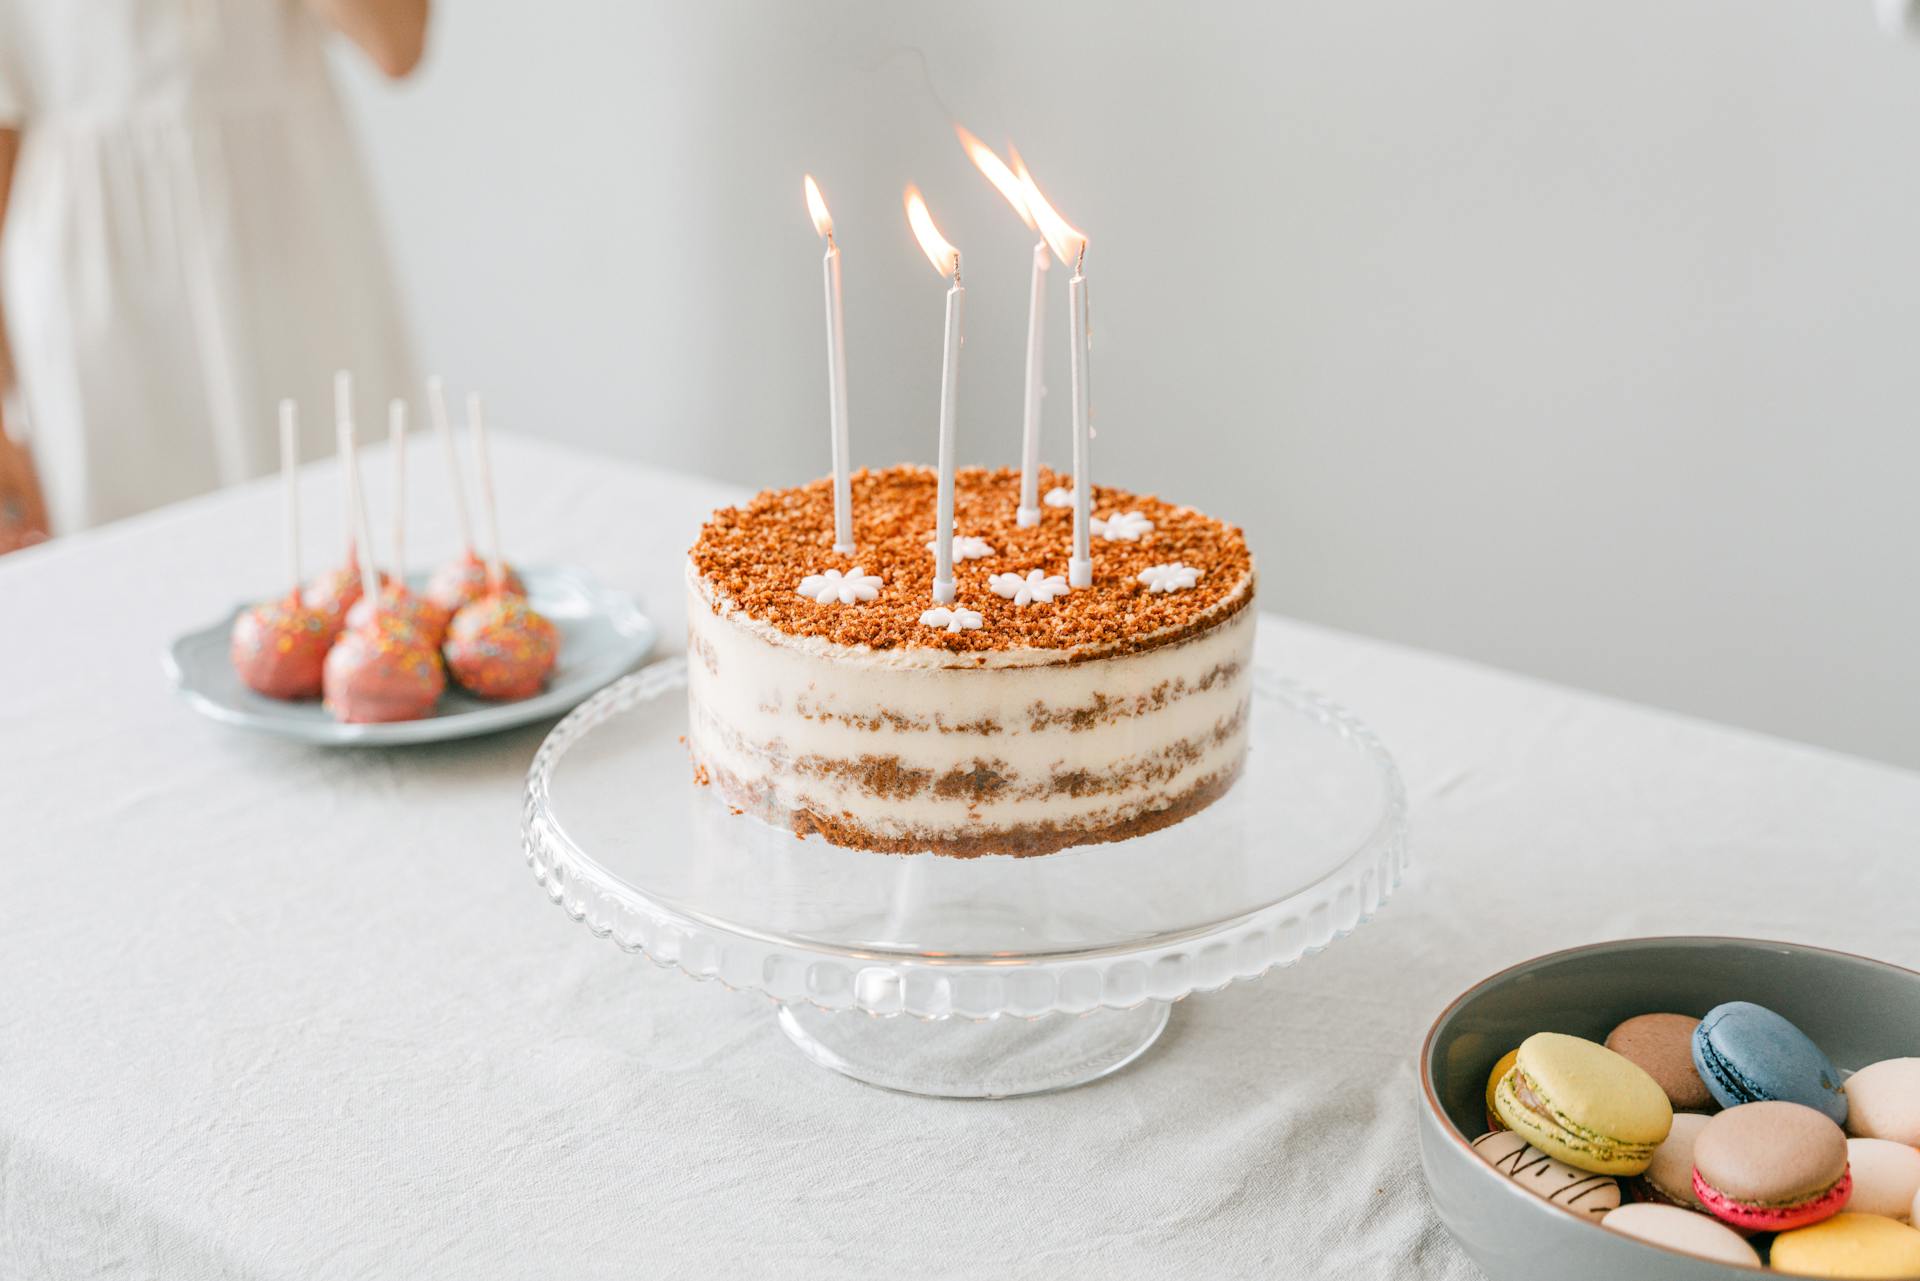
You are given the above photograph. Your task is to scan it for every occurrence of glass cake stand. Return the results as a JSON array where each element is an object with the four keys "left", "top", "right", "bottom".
[{"left": 523, "top": 657, "right": 1409, "bottom": 1098}]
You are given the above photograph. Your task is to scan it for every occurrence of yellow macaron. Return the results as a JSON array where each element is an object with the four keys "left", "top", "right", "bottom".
[
  {"left": 1770, "top": 1213, "right": 1920, "bottom": 1279},
  {"left": 1492, "top": 1032, "right": 1673, "bottom": 1175}
]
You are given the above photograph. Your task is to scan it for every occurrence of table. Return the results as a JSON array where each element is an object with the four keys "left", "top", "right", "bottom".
[{"left": 5, "top": 435, "right": 1917, "bottom": 1280}]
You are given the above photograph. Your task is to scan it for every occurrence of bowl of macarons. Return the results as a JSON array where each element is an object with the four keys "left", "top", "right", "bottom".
[{"left": 1420, "top": 937, "right": 1920, "bottom": 1279}]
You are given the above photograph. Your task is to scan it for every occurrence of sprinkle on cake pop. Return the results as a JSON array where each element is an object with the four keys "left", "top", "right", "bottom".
[
  {"left": 423, "top": 376, "right": 523, "bottom": 613},
  {"left": 303, "top": 371, "right": 373, "bottom": 636},
  {"left": 231, "top": 401, "right": 332, "bottom": 699},
  {"left": 344, "top": 399, "right": 452, "bottom": 644},
  {"left": 322, "top": 417, "right": 446, "bottom": 723},
  {"left": 444, "top": 393, "right": 559, "bottom": 700}
]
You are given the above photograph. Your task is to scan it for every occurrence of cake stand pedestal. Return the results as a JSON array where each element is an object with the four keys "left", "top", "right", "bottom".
[{"left": 524, "top": 656, "right": 1408, "bottom": 1099}]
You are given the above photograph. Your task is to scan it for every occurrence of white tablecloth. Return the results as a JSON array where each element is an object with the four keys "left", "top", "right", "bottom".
[{"left": 5, "top": 435, "right": 1917, "bottom": 1280}]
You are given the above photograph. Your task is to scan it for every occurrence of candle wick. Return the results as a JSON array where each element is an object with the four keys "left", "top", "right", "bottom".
[
  {"left": 951, "top": 251, "right": 962, "bottom": 285},
  {"left": 825, "top": 230, "right": 836, "bottom": 252},
  {"left": 1075, "top": 243, "right": 1086, "bottom": 274}
]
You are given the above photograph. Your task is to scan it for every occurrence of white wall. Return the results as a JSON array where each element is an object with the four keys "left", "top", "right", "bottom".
[{"left": 335, "top": 0, "right": 1920, "bottom": 770}]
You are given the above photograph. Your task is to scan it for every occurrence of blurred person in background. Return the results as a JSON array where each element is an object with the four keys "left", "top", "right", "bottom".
[{"left": 0, "top": 0, "right": 426, "bottom": 541}]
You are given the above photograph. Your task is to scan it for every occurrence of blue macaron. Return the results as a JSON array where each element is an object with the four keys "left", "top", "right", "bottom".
[{"left": 1692, "top": 1001, "right": 1848, "bottom": 1124}]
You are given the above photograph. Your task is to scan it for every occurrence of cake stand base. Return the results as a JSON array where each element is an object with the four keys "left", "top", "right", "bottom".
[{"left": 777, "top": 1001, "right": 1171, "bottom": 1099}]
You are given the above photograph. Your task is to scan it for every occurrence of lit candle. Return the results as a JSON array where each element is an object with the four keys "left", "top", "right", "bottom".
[
  {"left": 805, "top": 175, "right": 856, "bottom": 555},
  {"left": 955, "top": 128, "right": 1047, "bottom": 527},
  {"left": 904, "top": 185, "right": 964, "bottom": 606},
  {"left": 1020, "top": 168, "right": 1091, "bottom": 586}
]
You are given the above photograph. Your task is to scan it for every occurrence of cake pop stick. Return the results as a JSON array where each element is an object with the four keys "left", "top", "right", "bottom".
[
  {"left": 324, "top": 413, "right": 447, "bottom": 724},
  {"left": 346, "top": 418, "right": 382, "bottom": 613},
  {"left": 281, "top": 400, "right": 301, "bottom": 593},
  {"left": 445, "top": 392, "right": 559, "bottom": 700},
  {"left": 389, "top": 399, "right": 408, "bottom": 583},
  {"left": 427, "top": 376, "right": 474, "bottom": 557},
  {"left": 467, "top": 392, "right": 507, "bottom": 593},
  {"left": 334, "top": 370, "right": 355, "bottom": 565},
  {"left": 230, "top": 402, "right": 331, "bottom": 700}
]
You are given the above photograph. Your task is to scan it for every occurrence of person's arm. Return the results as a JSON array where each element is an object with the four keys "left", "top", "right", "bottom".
[
  {"left": 305, "top": 0, "right": 430, "bottom": 80},
  {"left": 0, "top": 127, "right": 17, "bottom": 397}
]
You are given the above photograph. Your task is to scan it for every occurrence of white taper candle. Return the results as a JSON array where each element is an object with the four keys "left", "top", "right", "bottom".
[
  {"left": 806, "top": 176, "right": 855, "bottom": 555},
  {"left": 933, "top": 271, "right": 965, "bottom": 605},
  {"left": 1017, "top": 241, "right": 1049, "bottom": 527},
  {"left": 823, "top": 240, "right": 854, "bottom": 554},
  {"left": 279, "top": 400, "right": 301, "bottom": 592},
  {"left": 1068, "top": 252, "right": 1092, "bottom": 589}
]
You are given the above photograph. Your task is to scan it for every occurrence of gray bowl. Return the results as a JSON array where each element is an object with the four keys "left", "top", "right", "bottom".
[{"left": 1419, "top": 937, "right": 1920, "bottom": 1280}]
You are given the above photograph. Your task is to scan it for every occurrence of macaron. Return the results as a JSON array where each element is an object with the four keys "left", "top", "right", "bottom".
[
  {"left": 1771, "top": 1212, "right": 1920, "bottom": 1279},
  {"left": 1606, "top": 1013, "right": 1713, "bottom": 1111},
  {"left": 1640, "top": 1111, "right": 1712, "bottom": 1210},
  {"left": 1846, "top": 1058, "right": 1920, "bottom": 1144},
  {"left": 1470, "top": 1131, "right": 1621, "bottom": 1220},
  {"left": 1847, "top": 1137, "right": 1920, "bottom": 1221},
  {"left": 1485, "top": 1048, "right": 1519, "bottom": 1128},
  {"left": 1692, "top": 1001, "right": 1848, "bottom": 1124},
  {"left": 1692, "top": 1100, "right": 1852, "bottom": 1232},
  {"left": 1600, "top": 1203, "right": 1760, "bottom": 1267},
  {"left": 1492, "top": 1032, "right": 1673, "bottom": 1175}
]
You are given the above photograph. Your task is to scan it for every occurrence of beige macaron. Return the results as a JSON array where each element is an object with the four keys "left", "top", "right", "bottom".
[
  {"left": 1849, "top": 1138, "right": 1920, "bottom": 1220},
  {"left": 1847, "top": 1059, "right": 1920, "bottom": 1145}
]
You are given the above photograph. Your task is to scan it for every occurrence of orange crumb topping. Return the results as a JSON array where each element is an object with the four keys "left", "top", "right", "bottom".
[{"left": 688, "top": 466, "right": 1254, "bottom": 657}]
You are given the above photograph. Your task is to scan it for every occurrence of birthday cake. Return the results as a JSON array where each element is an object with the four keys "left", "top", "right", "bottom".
[{"left": 685, "top": 465, "right": 1255, "bottom": 857}]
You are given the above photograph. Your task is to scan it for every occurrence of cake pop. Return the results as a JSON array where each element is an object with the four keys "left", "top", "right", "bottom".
[
  {"left": 303, "top": 371, "right": 372, "bottom": 637},
  {"left": 344, "top": 399, "right": 452, "bottom": 644},
  {"left": 322, "top": 417, "right": 446, "bottom": 723},
  {"left": 231, "top": 401, "right": 332, "bottom": 699},
  {"left": 423, "top": 376, "right": 523, "bottom": 613},
  {"left": 444, "top": 393, "right": 559, "bottom": 700}
]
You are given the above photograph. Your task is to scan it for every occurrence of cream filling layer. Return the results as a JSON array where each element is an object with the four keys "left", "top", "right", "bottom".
[{"left": 685, "top": 568, "right": 1255, "bottom": 833}]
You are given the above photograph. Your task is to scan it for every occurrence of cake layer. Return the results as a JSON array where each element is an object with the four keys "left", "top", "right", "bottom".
[{"left": 686, "top": 567, "right": 1255, "bottom": 856}]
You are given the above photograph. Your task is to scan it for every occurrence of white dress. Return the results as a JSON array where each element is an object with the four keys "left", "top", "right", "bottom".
[{"left": 0, "top": 0, "right": 412, "bottom": 531}]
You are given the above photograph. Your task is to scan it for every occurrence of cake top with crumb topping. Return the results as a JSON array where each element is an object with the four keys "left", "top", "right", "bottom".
[{"left": 688, "top": 465, "right": 1254, "bottom": 659}]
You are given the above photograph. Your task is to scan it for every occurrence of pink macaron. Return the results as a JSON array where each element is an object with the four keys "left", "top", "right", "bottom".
[{"left": 1692, "top": 1100, "right": 1852, "bottom": 1233}]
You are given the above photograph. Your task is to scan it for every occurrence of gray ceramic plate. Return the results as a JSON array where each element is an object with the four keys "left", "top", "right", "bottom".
[
  {"left": 163, "top": 565, "right": 658, "bottom": 745},
  {"left": 1419, "top": 937, "right": 1920, "bottom": 1280}
]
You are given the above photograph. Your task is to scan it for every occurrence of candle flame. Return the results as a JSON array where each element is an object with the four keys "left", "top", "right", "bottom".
[
  {"left": 1012, "top": 150, "right": 1086, "bottom": 268},
  {"left": 804, "top": 174, "right": 833, "bottom": 241},
  {"left": 903, "top": 185, "right": 960, "bottom": 280},
  {"left": 954, "top": 125, "right": 1034, "bottom": 231}
]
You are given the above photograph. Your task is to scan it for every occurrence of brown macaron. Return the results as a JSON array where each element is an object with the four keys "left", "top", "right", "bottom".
[{"left": 1606, "top": 1013, "right": 1713, "bottom": 1111}]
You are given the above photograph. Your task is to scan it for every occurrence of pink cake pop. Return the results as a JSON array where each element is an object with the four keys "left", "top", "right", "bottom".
[
  {"left": 231, "top": 401, "right": 332, "bottom": 699},
  {"left": 444, "top": 393, "right": 558, "bottom": 700},
  {"left": 322, "top": 415, "right": 446, "bottom": 723},
  {"left": 344, "top": 399, "right": 453, "bottom": 644},
  {"left": 423, "top": 376, "right": 523, "bottom": 613}
]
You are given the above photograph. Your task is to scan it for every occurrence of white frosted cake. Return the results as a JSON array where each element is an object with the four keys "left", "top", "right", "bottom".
[{"left": 686, "top": 465, "right": 1255, "bottom": 857}]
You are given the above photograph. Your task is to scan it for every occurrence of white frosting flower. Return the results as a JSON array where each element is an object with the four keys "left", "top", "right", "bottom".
[
  {"left": 796, "top": 567, "right": 882, "bottom": 605},
  {"left": 1092, "top": 510, "right": 1154, "bottom": 542},
  {"left": 989, "top": 569, "right": 1071, "bottom": 606},
  {"left": 924, "top": 534, "right": 996, "bottom": 561},
  {"left": 1043, "top": 486, "right": 1077, "bottom": 508},
  {"left": 919, "top": 606, "right": 983, "bottom": 633},
  {"left": 1137, "top": 562, "right": 1202, "bottom": 593}
]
